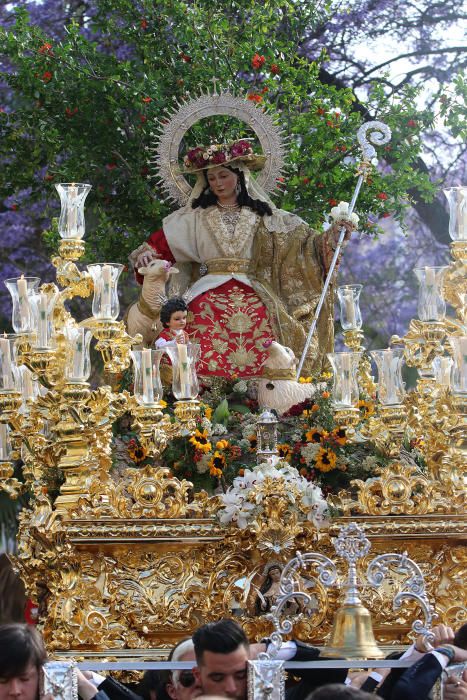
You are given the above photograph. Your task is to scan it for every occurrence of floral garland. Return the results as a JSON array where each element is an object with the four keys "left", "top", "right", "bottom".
[
  {"left": 115, "top": 373, "right": 391, "bottom": 495},
  {"left": 183, "top": 140, "right": 254, "bottom": 170}
]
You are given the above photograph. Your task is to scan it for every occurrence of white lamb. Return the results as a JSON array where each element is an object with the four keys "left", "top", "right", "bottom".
[
  {"left": 126, "top": 259, "right": 178, "bottom": 346},
  {"left": 257, "top": 341, "right": 324, "bottom": 415}
]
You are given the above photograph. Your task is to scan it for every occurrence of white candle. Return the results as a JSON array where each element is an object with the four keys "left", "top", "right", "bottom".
[
  {"left": 344, "top": 289, "right": 356, "bottom": 327},
  {"left": 0, "top": 423, "right": 9, "bottom": 460},
  {"left": 423, "top": 267, "right": 437, "bottom": 320},
  {"left": 177, "top": 343, "right": 190, "bottom": 398},
  {"left": 17, "top": 275, "right": 30, "bottom": 328},
  {"left": 457, "top": 188, "right": 467, "bottom": 240},
  {"left": 439, "top": 357, "right": 452, "bottom": 387},
  {"left": 72, "top": 328, "right": 86, "bottom": 379},
  {"left": 341, "top": 352, "right": 352, "bottom": 406},
  {"left": 0, "top": 337, "right": 13, "bottom": 390},
  {"left": 425, "top": 266, "right": 436, "bottom": 288},
  {"left": 142, "top": 349, "right": 154, "bottom": 404},
  {"left": 101, "top": 265, "right": 112, "bottom": 318},
  {"left": 457, "top": 338, "right": 467, "bottom": 393},
  {"left": 37, "top": 292, "right": 49, "bottom": 347},
  {"left": 382, "top": 349, "right": 397, "bottom": 404},
  {"left": 22, "top": 367, "right": 34, "bottom": 399},
  {"left": 68, "top": 184, "right": 78, "bottom": 236}
]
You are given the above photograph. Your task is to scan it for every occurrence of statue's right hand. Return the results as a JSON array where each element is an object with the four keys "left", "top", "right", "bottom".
[
  {"left": 128, "top": 242, "right": 160, "bottom": 272},
  {"left": 136, "top": 248, "right": 160, "bottom": 270}
]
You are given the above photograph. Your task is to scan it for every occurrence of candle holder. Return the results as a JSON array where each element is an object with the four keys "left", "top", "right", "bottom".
[
  {"left": 337, "top": 284, "right": 363, "bottom": 330},
  {"left": 131, "top": 349, "right": 164, "bottom": 405},
  {"left": 444, "top": 187, "right": 467, "bottom": 242},
  {"left": 363, "top": 351, "right": 407, "bottom": 458},
  {"left": 0, "top": 334, "right": 21, "bottom": 392},
  {"left": 64, "top": 326, "right": 92, "bottom": 383},
  {"left": 370, "top": 348, "right": 405, "bottom": 406},
  {"left": 55, "top": 183, "right": 92, "bottom": 261},
  {"left": 4, "top": 276, "right": 41, "bottom": 334},
  {"left": 414, "top": 266, "right": 448, "bottom": 322},
  {"left": 30, "top": 290, "right": 59, "bottom": 349},
  {"left": 88, "top": 263, "right": 124, "bottom": 321},
  {"left": 342, "top": 329, "right": 376, "bottom": 399},
  {"left": 327, "top": 351, "right": 362, "bottom": 408},
  {"left": 164, "top": 342, "right": 200, "bottom": 400}
]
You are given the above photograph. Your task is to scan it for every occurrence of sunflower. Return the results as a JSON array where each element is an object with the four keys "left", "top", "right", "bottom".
[
  {"left": 315, "top": 447, "right": 337, "bottom": 472},
  {"left": 201, "top": 403, "right": 213, "bottom": 420},
  {"left": 330, "top": 427, "right": 347, "bottom": 446},
  {"left": 216, "top": 439, "right": 230, "bottom": 450},
  {"left": 128, "top": 442, "right": 148, "bottom": 464},
  {"left": 208, "top": 450, "right": 226, "bottom": 478},
  {"left": 189, "top": 429, "right": 212, "bottom": 453},
  {"left": 248, "top": 434, "right": 257, "bottom": 451},
  {"left": 277, "top": 443, "right": 292, "bottom": 461},
  {"left": 357, "top": 399, "right": 375, "bottom": 417},
  {"left": 305, "top": 428, "right": 324, "bottom": 443}
]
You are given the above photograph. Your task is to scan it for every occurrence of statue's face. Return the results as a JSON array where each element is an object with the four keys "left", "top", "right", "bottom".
[
  {"left": 269, "top": 566, "right": 281, "bottom": 582},
  {"left": 206, "top": 166, "right": 238, "bottom": 203}
]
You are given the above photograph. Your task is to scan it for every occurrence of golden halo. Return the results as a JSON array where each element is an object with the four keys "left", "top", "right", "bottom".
[{"left": 151, "top": 90, "right": 286, "bottom": 205}]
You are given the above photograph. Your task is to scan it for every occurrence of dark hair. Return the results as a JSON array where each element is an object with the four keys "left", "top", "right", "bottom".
[
  {"left": 454, "top": 623, "right": 467, "bottom": 649},
  {"left": 137, "top": 671, "right": 164, "bottom": 700},
  {"left": 160, "top": 297, "right": 188, "bottom": 329},
  {"left": 0, "top": 623, "right": 47, "bottom": 679},
  {"left": 306, "top": 686, "right": 376, "bottom": 700},
  {"left": 192, "top": 618, "right": 249, "bottom": 665},
  {"left": 191, "top": 166, "right": 273, "bottom": 217}
]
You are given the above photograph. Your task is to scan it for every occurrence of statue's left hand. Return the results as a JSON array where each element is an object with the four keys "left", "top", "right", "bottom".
[{"left": 327, "top": 219, "right": 356, "bottom": 251}]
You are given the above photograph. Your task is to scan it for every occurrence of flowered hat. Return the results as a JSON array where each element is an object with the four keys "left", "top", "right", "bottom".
[{"left": 182, "top": 139, "right": 266, "bottom": 173}]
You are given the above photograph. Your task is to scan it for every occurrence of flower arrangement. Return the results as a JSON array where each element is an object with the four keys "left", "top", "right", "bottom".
[
  {"left": 218, "top": 457, "right": 330, "bottom": 530},
  {"left": 329, "top": 200, "right": 360, "bottom": 228},
  {"left": 112, "top": 373, "right": 411, "bottom": 505},
  {"left": 183, "top": 140, "right": 255, "bottom": 170}
]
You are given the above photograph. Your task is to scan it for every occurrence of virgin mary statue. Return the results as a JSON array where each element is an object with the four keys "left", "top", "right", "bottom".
[{"left": 129, "top": 124, "right": 352, "bottom": 379}]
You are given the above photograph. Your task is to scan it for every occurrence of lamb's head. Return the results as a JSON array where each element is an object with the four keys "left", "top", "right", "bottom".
[
  {"left": 262, "top": 340, "right": 297, "bottom": 370},
  {"left": 138, "top": 259, "right": 179, "bottom": 279}
]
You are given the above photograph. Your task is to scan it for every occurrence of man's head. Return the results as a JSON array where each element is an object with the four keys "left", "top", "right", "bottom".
[
  {"left": 192, "top": 620, "right": 249, "bottom": 700},
  {"left": 0, "top": 624, "right": 47, "bottom": 700},
  {"left": 166, "top": 639, "right": 202, "bottom": 700},
  {"left": 454, "top": 623, "right": 467, "bottom": 649}
]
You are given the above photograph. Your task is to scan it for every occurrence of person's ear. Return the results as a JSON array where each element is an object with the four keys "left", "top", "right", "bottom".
[
  {"left": 166, "top": 683, "right": 177, "bottom": 700},
  {"left": 193, "top": 667, "right": 202, "bottom": 684}
]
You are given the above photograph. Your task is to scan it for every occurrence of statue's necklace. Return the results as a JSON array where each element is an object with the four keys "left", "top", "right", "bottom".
[{"left": 217, "top": 201, "right": 240, "bottom": 211}]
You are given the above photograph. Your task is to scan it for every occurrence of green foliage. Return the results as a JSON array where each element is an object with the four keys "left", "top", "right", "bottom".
[
  {"left": 440, "top": 71, "right": 467, "bottom": 140},
  {"left": 0, "top": 0, "right": 438, "bottom": 265}
]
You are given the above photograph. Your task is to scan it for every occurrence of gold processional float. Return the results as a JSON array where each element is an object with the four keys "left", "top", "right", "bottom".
[{"left": 0, "top": 99, "right": 465, "bottom": 662}]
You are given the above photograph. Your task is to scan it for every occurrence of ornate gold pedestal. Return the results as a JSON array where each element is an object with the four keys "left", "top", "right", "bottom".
[{"left": 13, "top": 469, "right": 466, "bottom": 654}]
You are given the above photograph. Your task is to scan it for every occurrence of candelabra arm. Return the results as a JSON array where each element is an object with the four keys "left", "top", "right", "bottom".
[
  {"left": 367, "top": 553, "right": 435, "bottom": 643},
  {"left": 88, "top": 319, "right": 143, "bottom": 374}
]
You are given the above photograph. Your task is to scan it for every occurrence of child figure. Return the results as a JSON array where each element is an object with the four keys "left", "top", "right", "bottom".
[{"left": 155, "top": 297, "right": 189, "bottom": 348}]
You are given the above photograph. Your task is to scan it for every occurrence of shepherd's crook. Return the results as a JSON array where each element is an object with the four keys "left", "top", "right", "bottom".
[{"left": 296, "top": 120, "right": 392, "bottom": 380}]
